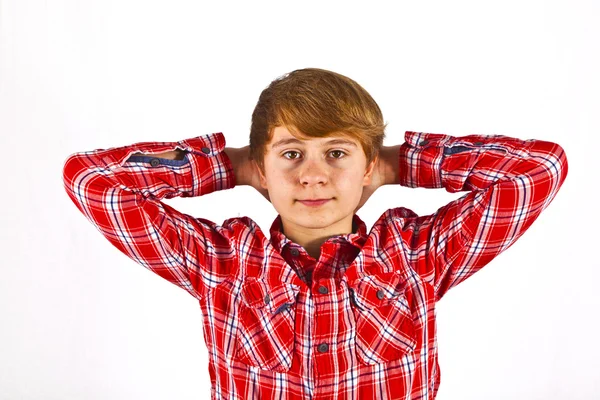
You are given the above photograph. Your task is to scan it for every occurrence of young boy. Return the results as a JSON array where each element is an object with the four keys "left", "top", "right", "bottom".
[{"left": 62, "top": 68, "right": 569, "bottom": 399}]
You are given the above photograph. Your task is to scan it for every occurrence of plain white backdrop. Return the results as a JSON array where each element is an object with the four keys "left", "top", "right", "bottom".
[{"left": 1, "top": 0, "right": 597, "bottom": 399}]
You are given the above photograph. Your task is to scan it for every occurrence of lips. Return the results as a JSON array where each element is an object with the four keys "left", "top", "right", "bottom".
[{"left": 298, "top": 199, "right": 332, "bottom": 207}]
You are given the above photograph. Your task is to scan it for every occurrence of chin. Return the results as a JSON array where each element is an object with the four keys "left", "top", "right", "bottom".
[{"left": 297, "top": 213, "right": 338, "bottom": 226}]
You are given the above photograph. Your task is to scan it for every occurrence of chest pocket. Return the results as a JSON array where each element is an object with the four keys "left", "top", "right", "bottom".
[
  {"left": 234, "top": 278, "right": 301, "bottom": 372},
  {"left": 349, "top": 271, "right": 417, "bottom": 365}
]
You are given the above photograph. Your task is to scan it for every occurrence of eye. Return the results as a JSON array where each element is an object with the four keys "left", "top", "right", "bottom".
[
  {"left": 281, "top": 150, "right": 348, "bottom": 160},
  {"left": 329, "top": 150, "right": 347, "bottom": 159},
  {"left": 282, "top": 151, "right": 301, "bottom": 160}
]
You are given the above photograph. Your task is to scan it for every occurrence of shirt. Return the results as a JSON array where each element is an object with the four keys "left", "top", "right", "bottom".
[{"left": 61, "top": 130, "right": 569, "bottom": 399}]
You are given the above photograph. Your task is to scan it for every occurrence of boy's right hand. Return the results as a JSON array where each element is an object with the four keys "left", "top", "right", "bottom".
[
  {"left": 225, "top": 146, "right": 271, "bottom": 204},
  {"left": 247, "top": 158, "right": 271, "bottom": 204}
]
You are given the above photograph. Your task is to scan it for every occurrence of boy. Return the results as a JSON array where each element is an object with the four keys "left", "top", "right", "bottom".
[{"left": 62, "top": 68, "right": 569, "bottom": 399}]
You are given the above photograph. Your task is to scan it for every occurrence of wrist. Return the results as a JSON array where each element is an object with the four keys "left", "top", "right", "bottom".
[
  {"left": 224, "top": 146, "right": 250, "bottom": 186},
  {"left": 149, "top": 149, "right": 186, "bottom": 160},
  {"left": 380, "top": 145, "right": 401, "bottom": 185}
]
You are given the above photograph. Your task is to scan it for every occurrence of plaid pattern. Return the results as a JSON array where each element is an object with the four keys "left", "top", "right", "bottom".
[{"left": 62, "top": 130, "right": 568, "bottom": 399}]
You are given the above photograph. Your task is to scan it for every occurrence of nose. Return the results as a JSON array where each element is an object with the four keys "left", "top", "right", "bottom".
[{"left": 298, "top": 157, "right": 329, "bottom": 187}]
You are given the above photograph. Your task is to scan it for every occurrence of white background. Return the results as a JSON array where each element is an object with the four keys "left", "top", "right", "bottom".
[{"left": 1, "top": 0, "right": 597, "bottom": 399}]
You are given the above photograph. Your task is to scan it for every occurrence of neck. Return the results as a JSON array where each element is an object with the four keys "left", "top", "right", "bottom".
[{"left": 280, "top": 215, "right": 355, "bottom": 260}]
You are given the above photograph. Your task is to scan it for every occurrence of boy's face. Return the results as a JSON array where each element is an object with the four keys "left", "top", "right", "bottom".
[{"left": 256, "top": 126, "right": 376, "bottom": 239}]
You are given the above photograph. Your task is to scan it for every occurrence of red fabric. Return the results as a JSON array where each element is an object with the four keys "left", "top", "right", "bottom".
[{"left": 62, "top": 130, "right": 568, "bottom": 399}]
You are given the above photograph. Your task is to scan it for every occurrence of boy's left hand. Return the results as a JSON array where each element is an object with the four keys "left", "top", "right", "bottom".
[
  {"left": 354, "top": 153, "right": 387, "bottom": 214},
  {"left": 354, "top": 145, "right": 400, "bottom": 214}
]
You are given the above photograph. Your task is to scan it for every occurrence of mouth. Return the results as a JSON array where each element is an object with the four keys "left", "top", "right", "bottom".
[{"left": 297, "top": 198, "right": 332, "bottom": 207}]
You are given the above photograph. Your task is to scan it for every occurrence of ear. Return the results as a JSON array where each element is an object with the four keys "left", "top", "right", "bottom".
[
  {"left": 253, "top": 160, "right": 268, "bottom": 189},
  {"left": 362, "top": 155, "right": 378, "bottom": 185}
]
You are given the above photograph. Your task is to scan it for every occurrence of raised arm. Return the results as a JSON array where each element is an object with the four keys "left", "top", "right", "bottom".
[
  {"left": 390, "top": 130, "right": 568, "bottom": 302},
  {"left": 62, "top": 132, "right": 240, "bottom": 301}
]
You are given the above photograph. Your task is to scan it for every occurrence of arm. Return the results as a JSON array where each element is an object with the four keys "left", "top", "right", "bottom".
[
  {"left": 389, "top": 130, "right": 568, "bottom": 302},
  {"left": 62, "top": 132, "right": 240, "bottom": 301}
]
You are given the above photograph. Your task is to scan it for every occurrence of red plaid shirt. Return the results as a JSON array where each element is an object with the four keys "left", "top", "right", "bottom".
[{"left": 62, "top": 130, "right": 568, "bottom": 399}]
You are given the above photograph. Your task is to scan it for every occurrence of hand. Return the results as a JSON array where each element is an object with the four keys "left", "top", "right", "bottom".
[
  {"left": 225, "top": 146, "right": 271, "bottom": 203},
  {"left": 354, "top": 145, "right": 399, "bottom": 214}
]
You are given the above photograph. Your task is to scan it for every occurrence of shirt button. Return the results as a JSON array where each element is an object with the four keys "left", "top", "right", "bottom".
[
  {"left": 318, "top": 285, "right": 328, "bottom": 294},
  {"left": 376, "top": 289, "right": 385, "bottom": 300},
  {"left": 201, "top": 147, "right": 211, "bottom": 154},
  {"left": 290, "top": 248, "right": 299, "bottom": 257},
  {"left": 474, "top": 141, "right": 484, "bottom": 145},
  {"left": 150, "top": 158, "right": 160, "bottom": 167},
  {"left": 264, "top": 294, "right": 271, "bottom": 304},
  {"left": 419, "top": 139, "right": 429, "bottom": 146},
  {"left": 317, "top": 343, "right": 329, "bottom": 353}
]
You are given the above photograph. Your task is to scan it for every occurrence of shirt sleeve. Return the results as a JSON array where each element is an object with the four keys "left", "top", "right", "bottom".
[
  {"left": 61, "top": 131, "right": 238, "bottom": 301},
  {"left": 396, "top": 130, "right": 569, "bottom": 302}
]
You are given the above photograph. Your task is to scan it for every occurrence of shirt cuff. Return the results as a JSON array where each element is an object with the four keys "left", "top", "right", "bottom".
[
  {"left": 398, "top": 131, "right": 453, "bottom": 189},
  {"left": 178, "top": 131, "right": 237, "bottom": 196}
]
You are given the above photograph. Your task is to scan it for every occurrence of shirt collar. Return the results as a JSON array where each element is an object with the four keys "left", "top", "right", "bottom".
[{"left": 269, "top": 213, "right": 368, "bottom": 255}]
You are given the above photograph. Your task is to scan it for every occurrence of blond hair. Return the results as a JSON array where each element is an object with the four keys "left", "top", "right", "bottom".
[{"left": 249, "top": 68, "right": 388, "bottom": 173}]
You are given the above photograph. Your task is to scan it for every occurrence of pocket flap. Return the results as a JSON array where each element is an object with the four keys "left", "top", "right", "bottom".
[
  {"left": 241, "top": 278, "right": 300, "bottom": 314},
  {"left": 349, "top": 271, "right": 408, "bottom": 311}
]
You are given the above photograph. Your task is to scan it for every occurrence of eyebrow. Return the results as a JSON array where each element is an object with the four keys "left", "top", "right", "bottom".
[{"left": 271, "top": 138, "right": 357, "bottom": 149}]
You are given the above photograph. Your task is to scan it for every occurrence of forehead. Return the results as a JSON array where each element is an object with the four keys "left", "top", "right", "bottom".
[{"left": 268, "top": 126, "right": 358, "bottom": 149}]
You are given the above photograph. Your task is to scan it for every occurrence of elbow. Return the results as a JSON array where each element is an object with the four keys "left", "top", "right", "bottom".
[
  {"left": 62, "top": 153, "right": 81, "bottom": 186},
  {"left": 552, "top": 142, "right": 569, "bottom": 187},
  {"left": 531, "top": 139, "right": 569, "bottom": 187}
]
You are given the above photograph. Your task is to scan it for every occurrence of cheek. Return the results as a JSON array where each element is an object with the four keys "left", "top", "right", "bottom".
[
  {"left": 267, "top": 171, "right": 293, "bottom": 187},
  {"left": 264, "top": 171, "right": 295, "bottom": 202},
  {"left": 267, "top": 166, "right": 296, "bottom": 185},
  {"left": 335, "top": 170, "right": 363, "bottom": 190}
]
